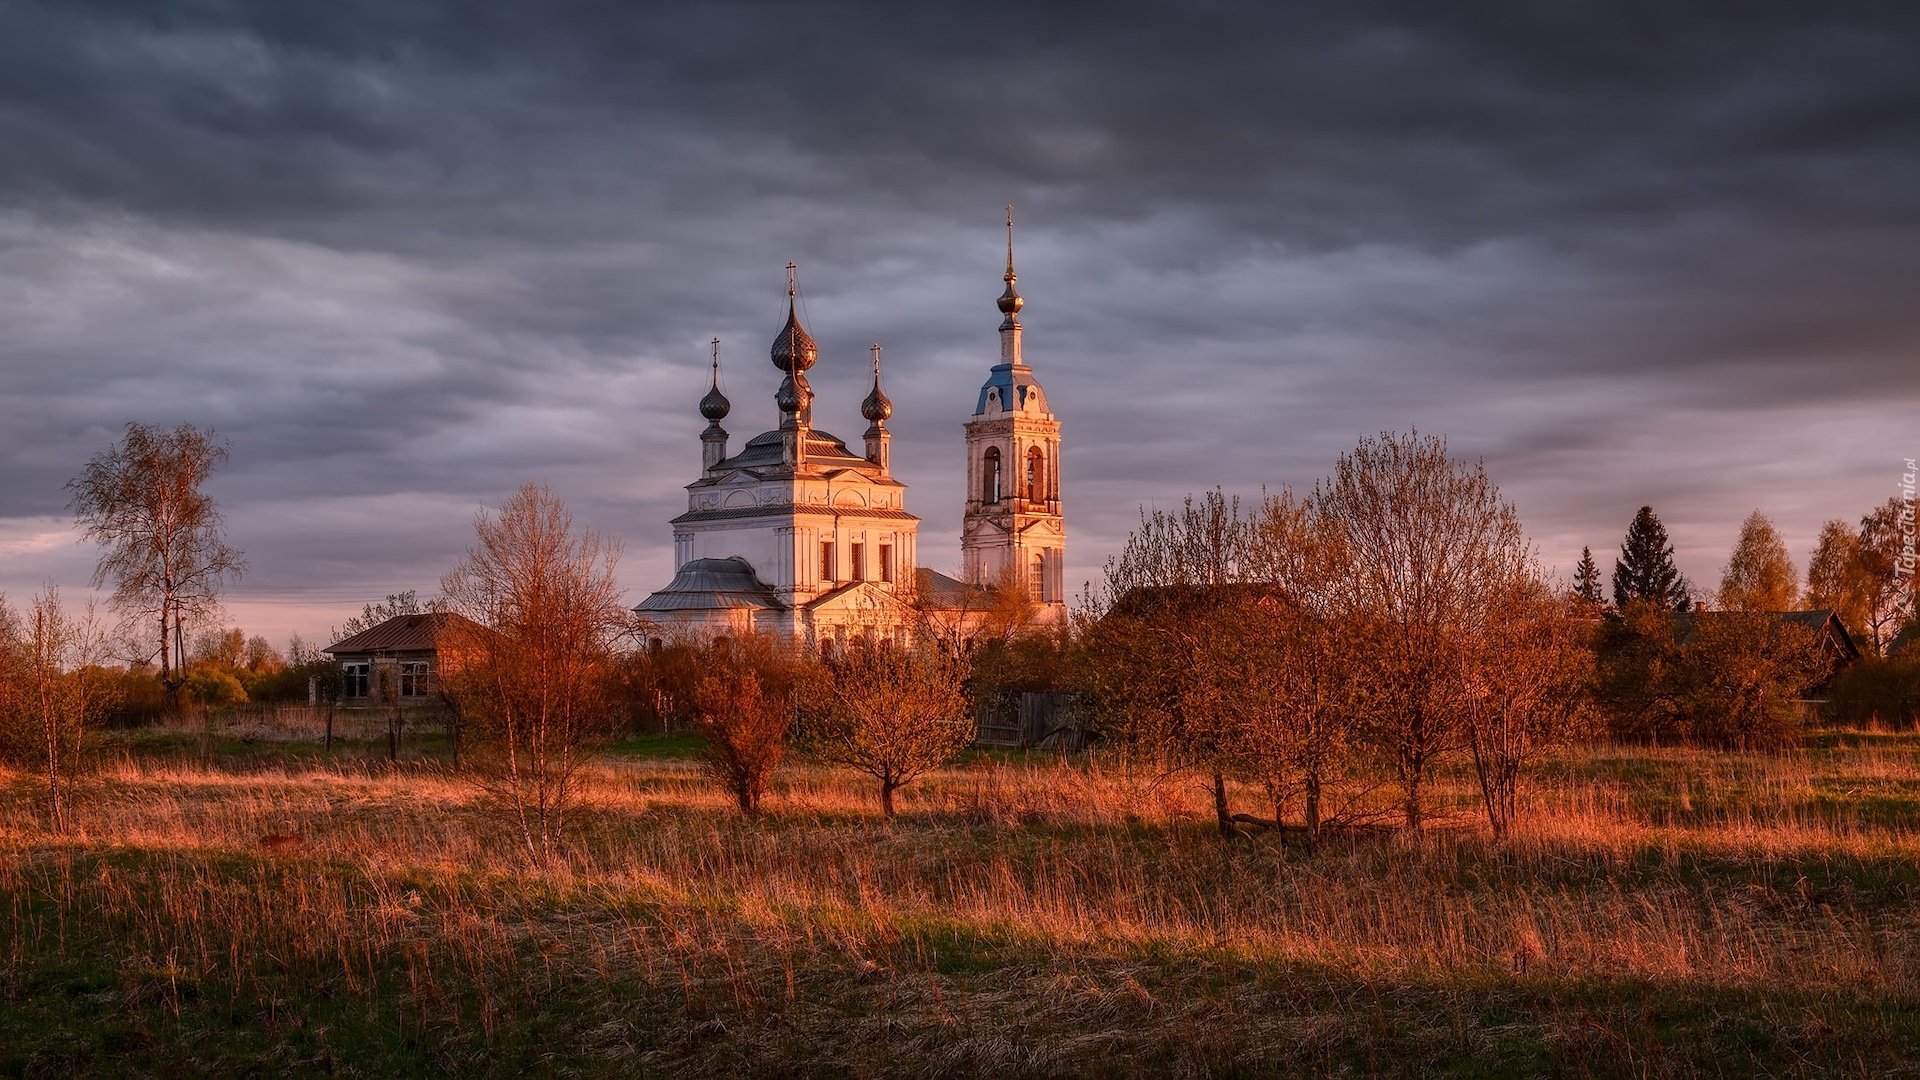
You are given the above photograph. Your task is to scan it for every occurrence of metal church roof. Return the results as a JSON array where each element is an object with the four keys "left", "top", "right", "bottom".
[{"left": 633, "top": 556, "right": 787, "bottom": 613}]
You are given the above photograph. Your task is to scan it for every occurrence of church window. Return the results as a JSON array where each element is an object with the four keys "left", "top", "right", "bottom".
[
  {"left": 983, "top": 447, "right": 1002, "bottom": 503},
  {"left": 1025, "top": 446, "right": 1045, "bottom": 502},
  {"left": 820, "top": 540, "right": 835, "bottom": 583},
  {"left": 878, "top": 542, "right": 893, "bottom": 583},
  {"left": 1031, "top": 552, "right": 1046, "bottom": 602},
  {"left": 852, "top": 542, "right": 866, "bottom": 581}
]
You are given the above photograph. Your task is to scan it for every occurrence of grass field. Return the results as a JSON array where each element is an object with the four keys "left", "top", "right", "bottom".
[{"left": 5, "top": 724, "right": 1920, "bottom": 1076}]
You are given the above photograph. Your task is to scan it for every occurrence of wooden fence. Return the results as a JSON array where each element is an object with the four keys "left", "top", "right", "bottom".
[{"left": 974, "top": 691, "right": 1086, "bottom": 750}]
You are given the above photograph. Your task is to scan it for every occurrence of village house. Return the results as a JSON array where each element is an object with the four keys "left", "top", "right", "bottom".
[{"left": 321, "top": 612, "right": 481, "bottom": 707}]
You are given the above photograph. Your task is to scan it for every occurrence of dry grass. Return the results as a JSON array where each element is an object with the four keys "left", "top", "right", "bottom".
[{"left": 5, "top": 734, "right": 1920, "bottom": 1075}]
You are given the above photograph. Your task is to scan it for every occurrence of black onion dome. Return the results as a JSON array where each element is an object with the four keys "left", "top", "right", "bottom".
[
  {"left": 775, "top": 373, "right": 809, "bottom": 414},
  {"left": 861, "top": 379, "right": 893, "bottom": 423},
  {"left": 699, "top": 382, "right": 731, "bottom": 422},
  {"left": 770, "top": 302, "right": 818, "bottom": 373}
]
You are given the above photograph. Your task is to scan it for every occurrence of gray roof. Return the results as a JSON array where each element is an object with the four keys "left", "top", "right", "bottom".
[
  {"left": 634, "top": 556, "right": 786, "bottom": 613},
  {"left": 713, "top": 429, "right": 874, "bottom": 472},
  {"left": 916, "top": 567, "right": 988, "bottom": 610}
]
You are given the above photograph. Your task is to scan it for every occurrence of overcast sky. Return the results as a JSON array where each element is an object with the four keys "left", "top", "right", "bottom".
[{"left": 2, "top": 1, "right": 1916, "bottom": 647}]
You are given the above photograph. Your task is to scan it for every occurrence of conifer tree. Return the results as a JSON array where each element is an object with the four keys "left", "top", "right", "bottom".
[
  {"left": 1573, "top": 546, "right": 1604, "bottom": 607},
  {"left": 1612, "top": 506, "right": 1685, "bottom": 610}
]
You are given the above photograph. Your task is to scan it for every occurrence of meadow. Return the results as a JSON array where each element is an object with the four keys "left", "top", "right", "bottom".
[{"left": 5, "top": 722, "right": 1920, "bottom": 1077}]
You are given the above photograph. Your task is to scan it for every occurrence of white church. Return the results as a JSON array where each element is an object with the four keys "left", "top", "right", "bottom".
[{"left": 634, "top": 222, "right": 1065, "bottom": 644}]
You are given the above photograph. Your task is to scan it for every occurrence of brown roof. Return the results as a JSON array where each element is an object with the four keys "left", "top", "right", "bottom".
[{"left": 325, "top": 612, "right": 484, "bottom": 655}]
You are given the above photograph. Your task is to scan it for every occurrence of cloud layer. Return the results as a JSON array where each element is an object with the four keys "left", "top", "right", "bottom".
[{"left": 3, "top": 1, "right": 1917, "bottom": 643}]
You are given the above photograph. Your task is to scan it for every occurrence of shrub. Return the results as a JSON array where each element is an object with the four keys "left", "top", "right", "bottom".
[{"left": 1827, "top": 656, "right": 1920, "bottom": 727}]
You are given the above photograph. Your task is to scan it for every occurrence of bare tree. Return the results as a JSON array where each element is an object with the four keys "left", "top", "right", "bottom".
[
  {"left": 0, "top": 589, "right": 118, "bottom": 832},
  {"left": 68, "top": 423, "right": 245, "bottom": 708},
  {"left": 439, "top": 483, "right": 625, "bottom": 866},
  {"left": 690, "top": 634, "right": 808, "bottom": 816},
  {"left": 795, "top": 639, "right": 971, "bottom": 816},
  {"left": 1313, "top": 432, "right": 1533, "bottom": 832},
  {"left": 1079, "top": 490, "right": 1251, "bottom": 837},
  {"left": 1459, "top": 585, "right": 1596, "bottom": 839},
  {"left": 334, "top": 589, "right": 434, "bottom": 642},
  {"left": 1718, "top": 510, "right": 1799, "bottom": 612},
  {"left": 1219, "top": 489, "right": 1361, "bottom": 848}
]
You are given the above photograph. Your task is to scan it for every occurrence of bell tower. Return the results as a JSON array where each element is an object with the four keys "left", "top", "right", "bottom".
[{"left": 961, "top": 208, "right": 1065, "bottom": 610}]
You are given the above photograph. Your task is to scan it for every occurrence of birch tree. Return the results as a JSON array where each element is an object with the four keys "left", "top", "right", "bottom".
[{"left": 68, "top": 423, "right": 244, "bottom": 707}]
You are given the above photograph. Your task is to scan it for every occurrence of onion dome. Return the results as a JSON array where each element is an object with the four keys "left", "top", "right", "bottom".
[
  {"left": 775, "top": 373, "right": 809, "bottom": 414},
  {"left": 700, "top": 339, "right": 731, "bottom": 421},
  {"left": 997, "top": 276, "right": 1024, "bottom": 318},
  {"left": 862, "top": 341, "right": 892, "bottom": 422},
  {"left": 861, "top": 379, "right": 893, "bottom": 423},
  {"left": 770, "top": 300, "right": 818, "bottom": 373}
]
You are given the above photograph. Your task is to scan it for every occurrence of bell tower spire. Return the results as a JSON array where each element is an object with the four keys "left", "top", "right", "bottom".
[
  {"left": 963, "top": 206, "right": 1064, "bottom": 613},
  {"left": 997, "top": 205, "right": 1025, "bottom": 367}
]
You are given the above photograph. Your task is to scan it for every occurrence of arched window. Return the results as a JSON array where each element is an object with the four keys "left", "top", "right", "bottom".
[
  {"left": 1025, "top": 446, "right": 1045, "bottom": 502},
  {"left": 982, "top": 447, "right": 1002, "bottom": 503},
  {"left": 1030, "top": 551, "right": 1046, "bottom": 601}
]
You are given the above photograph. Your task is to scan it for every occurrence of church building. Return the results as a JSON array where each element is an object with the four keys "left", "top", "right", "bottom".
[{"left": 635, "top": 220, "right": 1065, "bottom": 644}]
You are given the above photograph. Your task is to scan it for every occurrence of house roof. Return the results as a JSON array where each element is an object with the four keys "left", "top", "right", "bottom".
[
  {"left": 915, "top": 567, "right": 988, "bottom": 610},
  {"left": 1672, "top": 608, "right": 1861, "bottom": 662},
  {"left": 325, "top": 612, "right": 481, "bottom": 655}
]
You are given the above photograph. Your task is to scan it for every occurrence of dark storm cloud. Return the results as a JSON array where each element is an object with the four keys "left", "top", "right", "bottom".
[{"left": 2, "top": 0, "right": 1918, "bottom": 638}]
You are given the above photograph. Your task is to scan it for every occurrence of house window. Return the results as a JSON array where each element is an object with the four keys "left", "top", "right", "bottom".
[
  {"left": 878, "top": 542, "right": 893, "bottom": 583},
  {"left": 820, "top": 540, "right": 835, "bottom": 583},
  {"left": 399, "top": 660, "right": 430, "bottom": 698},
  {"left": 852, "top": 542, "right": 866, "bottom": 581},
  {"left": 1026, "top": 446, "right": 1045, "bottom": 502},
  {"left": 342, "top": 661, "right": 370, "bottom": 699},
  {"left": 982, "top": 447, "right": 1002, "bottom": 503}
]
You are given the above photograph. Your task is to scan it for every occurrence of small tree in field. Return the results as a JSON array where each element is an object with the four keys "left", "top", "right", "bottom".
[
  {"left": 440, "top": 483, "right": 625, "bottom": 866},
  {"left": 1313, "top": 432, "right": 1534, "bottom": 832},
  {"left": 796, "top": 638, "right": 971, "bottom": 816},
  {"left": 0, "top": 589, "right": 118, "bottom": 832},
  {"left": 1459, "top": 586, "right": 1596, "bottom": 839},
  {"left": 690, "top": 635, "right": 809, "bottom": 816},
  {"left": 1077, "top": 490, "right": 1251, "bottom": 838}
]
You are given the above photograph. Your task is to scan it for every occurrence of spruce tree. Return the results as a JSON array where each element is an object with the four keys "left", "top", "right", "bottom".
[
  {"left": 1574, "top": 546, "right": 1604, "bottom": 607},
  {"left": 1612, "top": 506, "right": 1685, "bottom": 610}
]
